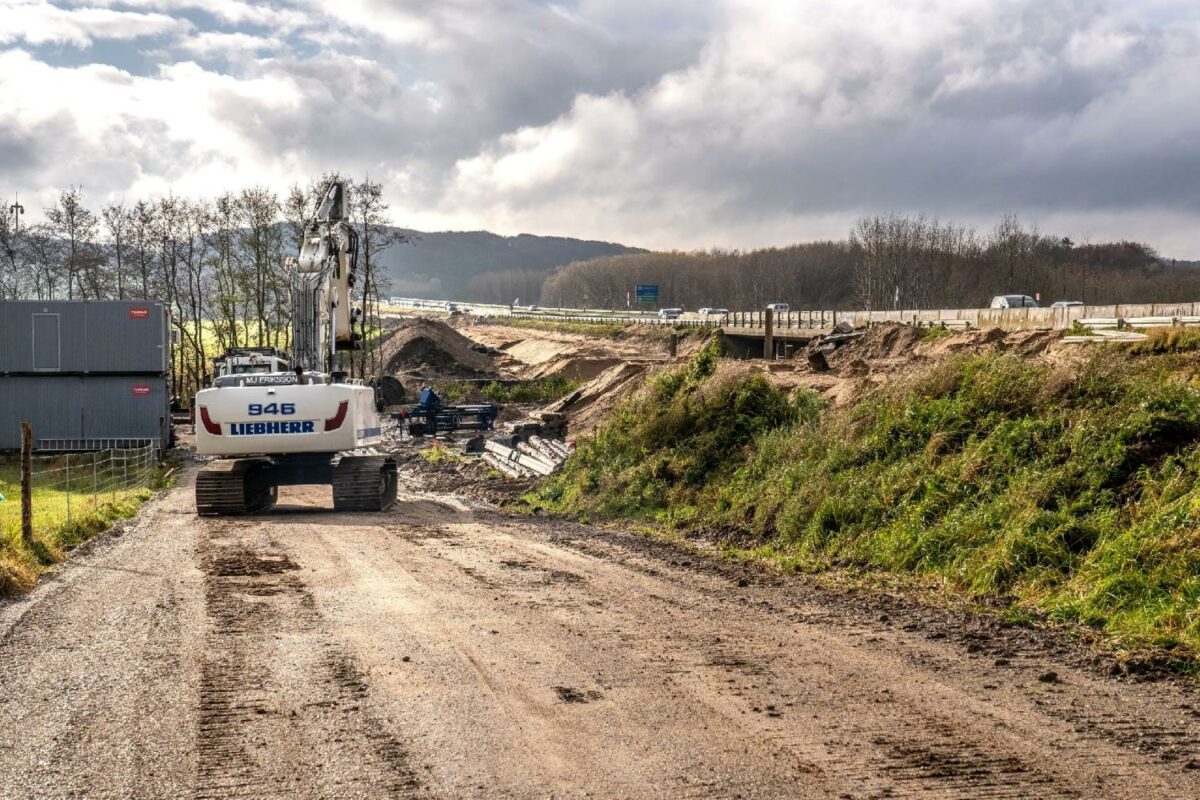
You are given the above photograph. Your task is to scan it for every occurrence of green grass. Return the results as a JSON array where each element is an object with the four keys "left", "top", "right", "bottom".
[
  {"left": 531, "top": 342, "right": 1200, "bottom": 668},
  {"left": 921, "top": 325, "right": 954, "bottom": 342},
  {"left": 0, "top": 458, "right": 172, "bottom": 594},
  {"left": 483, "top": 316, "right": 631, "bottom": 339},
  {"left": 482, "top": 375, "right": 581, "bottom": 404},
  {"left": 418, "top": 444, "right": 460, "bottom": 464}
]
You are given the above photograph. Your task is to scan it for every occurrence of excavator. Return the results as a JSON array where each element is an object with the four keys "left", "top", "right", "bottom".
[{"left": 193, "top": 181, "right": 398, "bottom": 514}]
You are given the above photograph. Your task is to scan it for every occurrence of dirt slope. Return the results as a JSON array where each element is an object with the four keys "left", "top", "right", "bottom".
[{"left": 0, "top": 467, "right": 1198, "bottom": 798}]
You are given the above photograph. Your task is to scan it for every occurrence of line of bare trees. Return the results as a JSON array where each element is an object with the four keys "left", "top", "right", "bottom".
[
  {"left": 540, "top": 214, "right": 1196, "bottom": 311},
  {"left": 0, "top": 177, "right": 408, "bottom": 404}
]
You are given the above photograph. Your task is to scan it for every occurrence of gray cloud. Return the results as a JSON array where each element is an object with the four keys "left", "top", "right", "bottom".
[{"left": 0, "top": 0, "right": 1198, "bottom": 256}]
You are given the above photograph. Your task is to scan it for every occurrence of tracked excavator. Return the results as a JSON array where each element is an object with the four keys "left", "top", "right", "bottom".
[{"left": 194, "top": 181, "right": 398, "bottom": 514}]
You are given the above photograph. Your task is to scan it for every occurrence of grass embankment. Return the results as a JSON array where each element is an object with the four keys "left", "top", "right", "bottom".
[
  {"left": 0, "top": 460, "right": 173, "bottom": 594},
  {"left": 533, "top": 338, "right": 1200, "bottom": 668}
]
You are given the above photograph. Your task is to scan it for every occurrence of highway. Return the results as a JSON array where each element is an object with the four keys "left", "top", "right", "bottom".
[{"left": 385, "top": 296, "right": 1200, "bottom": 334}]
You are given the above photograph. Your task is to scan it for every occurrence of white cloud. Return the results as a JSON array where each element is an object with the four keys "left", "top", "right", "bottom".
[
  {"left": 0, "top": 48, "right": 303, "bottom": 204},
  {"left": 69, "top": 0, "right": 309, "bottom": 30},
  {"left": 176, "top": 31, "right": 284, "bottom": 58},
  {"left": 0, "top": 0, "right": 190, "bottom": 47}
]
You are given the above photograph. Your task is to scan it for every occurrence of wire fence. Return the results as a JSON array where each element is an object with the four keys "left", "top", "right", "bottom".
[{"left": 0, "top": 444, "right": 161, "bottom": 546}]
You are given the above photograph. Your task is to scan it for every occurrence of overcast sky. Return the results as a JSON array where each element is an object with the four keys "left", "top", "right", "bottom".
[{"left": 1, "top": 0, "right": 1199, "bottom": 256}]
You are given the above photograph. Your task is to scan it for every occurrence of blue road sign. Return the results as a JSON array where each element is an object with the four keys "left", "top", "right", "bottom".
[{"left": 635, "top": 284, "right": 659, "bottom": 303}]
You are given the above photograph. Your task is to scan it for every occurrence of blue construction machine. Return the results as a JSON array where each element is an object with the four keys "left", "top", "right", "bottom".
[{"left": 405, "top": 387, "right": 498, "bottom": 436}]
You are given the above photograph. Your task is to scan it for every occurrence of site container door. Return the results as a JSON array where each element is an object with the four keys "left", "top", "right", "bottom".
[{"left": 32, "top": 313, "right": 60, "bottom": 371}]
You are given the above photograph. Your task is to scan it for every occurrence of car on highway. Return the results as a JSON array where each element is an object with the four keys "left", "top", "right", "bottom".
[
  {"left": 658, "top": 307, "right": 682, "bottom": 320},
  {"left": 989, "top": 294, "right": 1039, "bottom": 309},
  {"left": 697, "top": 307, "right": 730, "bottom": 317},
  {"left": 527, "top": 304, "right": 540, "bottom": 311},
  {"left": 1050, "top": 300, "right": 1084, "bottom": 308},
  {"left": 766, "top": 303, "right": 789, "bottom": 312}
]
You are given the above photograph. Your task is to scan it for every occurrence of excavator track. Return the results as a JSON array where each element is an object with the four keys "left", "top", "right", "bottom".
[
  {"left": 332, "top": 455, "right": 398, "bottom": 512},
  {"left": 196, "top": 458, "right": 278, "bottom": 516}
]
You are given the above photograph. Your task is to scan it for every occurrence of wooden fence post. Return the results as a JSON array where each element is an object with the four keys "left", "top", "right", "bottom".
[{"left": 21, "top": 421, "right": 33, "bottom": 546}]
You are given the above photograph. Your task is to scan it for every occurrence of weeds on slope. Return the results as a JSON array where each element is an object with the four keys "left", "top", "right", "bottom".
[
  {"left": 534, "top": 339, "right": 808, "bottom": 525},
  {"left": 533, "top": 342, "right": 1200, "bottom": 667}
]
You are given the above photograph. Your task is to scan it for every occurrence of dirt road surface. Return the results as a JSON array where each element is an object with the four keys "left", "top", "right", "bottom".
[{"left": 2, "top": 465, "right": 1199, "bottom": 799}]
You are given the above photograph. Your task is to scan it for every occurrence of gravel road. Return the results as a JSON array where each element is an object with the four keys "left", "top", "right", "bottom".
[{"left": 1, "top": 464, "right": 1198, "bottom": 799}]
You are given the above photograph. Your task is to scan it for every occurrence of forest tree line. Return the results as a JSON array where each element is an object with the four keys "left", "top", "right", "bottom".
[
  {"left": 0, "top": 176, "right": 408, "bottom": 403},
  {"left": 538, "top": 215, "right": 1197, "bottom": 311}
]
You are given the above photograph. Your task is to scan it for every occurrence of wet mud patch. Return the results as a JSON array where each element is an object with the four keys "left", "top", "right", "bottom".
[
  {"left": 206, "top": 548, "right": 299, "bottom": 578},
  {"left": 554, "top": 686, "right": 604, "bottom": 704}
]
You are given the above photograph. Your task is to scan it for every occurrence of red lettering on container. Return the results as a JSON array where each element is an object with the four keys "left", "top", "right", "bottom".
[
  {"left": 132, "top": 384, "right": 151, "bottom": 396},
  {"left": 129, "top": 307, "right": 149, "bottom": 319}
]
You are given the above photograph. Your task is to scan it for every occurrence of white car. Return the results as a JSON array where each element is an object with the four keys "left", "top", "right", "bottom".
[
  {"left": 658, "top": 308, "right": 682, "bottom": 320},
  {"left": 989, "top": 294, "right": 1039, "bottom": 309},
  {"left": 766, "top": 303, "right": 789, "bottom": 312},
  {"left": 1050, "top": 300, "right": 1084, "bottom": 308}
]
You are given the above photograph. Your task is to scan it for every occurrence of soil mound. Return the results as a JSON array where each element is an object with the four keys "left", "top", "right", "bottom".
[
  {"left": 380, "top": 318, "right": 497, "bottom": 377},
  {"left": 544, "top": 363, "right": 646, "bottom": 436}
]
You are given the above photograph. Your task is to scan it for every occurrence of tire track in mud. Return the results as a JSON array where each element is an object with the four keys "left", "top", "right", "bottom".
[{"left": 195, "top": 526, "right": 422, "bottom": 799}]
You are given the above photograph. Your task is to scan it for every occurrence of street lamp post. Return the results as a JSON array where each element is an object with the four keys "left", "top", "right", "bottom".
[{"left": 8, "top": 193, "right": 24, "bottom": 235}]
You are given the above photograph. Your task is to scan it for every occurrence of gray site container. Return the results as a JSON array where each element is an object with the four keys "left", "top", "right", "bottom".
[
  {"left": 0, "top": 376, "right": 170, "bottom": 451},
  {"left": 0, "top": 300, "right": 168, "bottom": 374}
]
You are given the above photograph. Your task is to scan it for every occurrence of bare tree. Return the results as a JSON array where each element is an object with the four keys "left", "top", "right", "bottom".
[
  {"left": 351, "top": 177, "right": 414, "bottom": 378},
  {"left": 45, "top": 187, "right": 100, "bottom": 300},
  {"left": 102, "top": 201, "right": 130, "bottom": 299},
  {"left": 129, "top": 200, "right": 159, "bottom": 300},
  {"left": 236, "top": 187, "right": 283, "bottom": 347}
]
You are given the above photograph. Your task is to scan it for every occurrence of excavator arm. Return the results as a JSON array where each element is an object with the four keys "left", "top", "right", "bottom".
[{"left": 290, "top": 181, "right": 363, "bottom": 373}]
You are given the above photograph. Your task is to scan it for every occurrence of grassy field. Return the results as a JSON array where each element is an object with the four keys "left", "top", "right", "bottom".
[
  {"left": 532, "top": 338, "right": 1200, "bottom": 670},
  {"left": 0, "top": 457, "right": 170, "bottom": 594}
]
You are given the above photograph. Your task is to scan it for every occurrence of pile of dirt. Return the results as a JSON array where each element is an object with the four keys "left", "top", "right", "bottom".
[
  {"left": 543, "top": 363, "right": 647, "bottom": 436},
  {"left": 826, "top": 323, "right": 1063, "bottom": 370},
  {"left": 379, "top": 318, "right": 497, "bottom": 377},
  {"left": 501, "top": 339, "right": 578, "bottom": 366},
  {"left": 850, "top": 322, "right": 925, "bottom": 360}
]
